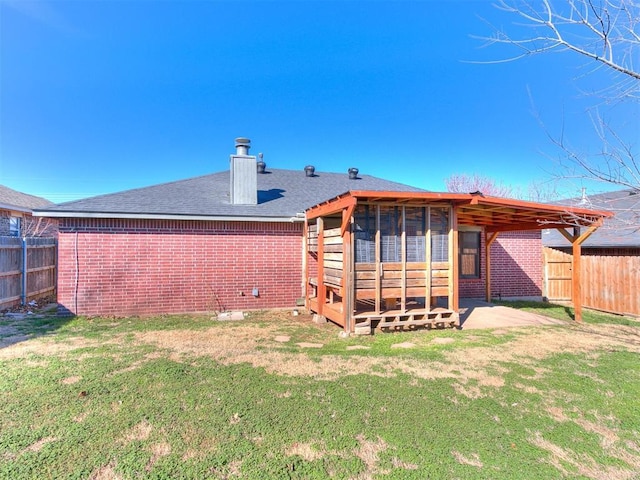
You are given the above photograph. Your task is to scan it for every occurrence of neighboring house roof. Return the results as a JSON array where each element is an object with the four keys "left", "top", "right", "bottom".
[
  {"left": 34, "top": 168, "right": 425, "bottom": 221},
  {"left": 0, "top": 184, "right": 53, "bottom": 213},
  {"left": 542, "top": 189, "right": 640, "bottom": 248}
]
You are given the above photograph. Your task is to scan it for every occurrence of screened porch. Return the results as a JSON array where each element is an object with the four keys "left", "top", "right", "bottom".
[{"left": 304, "top": 190, "right": 611, "bottom": 335}]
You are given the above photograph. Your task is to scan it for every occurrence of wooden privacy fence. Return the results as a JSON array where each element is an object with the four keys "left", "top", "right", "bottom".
[
  {"left": 543, "top": 247, "right": 640, "bottom": 317},
  {"left": 0, "top": 237, "right": 57, "bottom": 309}
]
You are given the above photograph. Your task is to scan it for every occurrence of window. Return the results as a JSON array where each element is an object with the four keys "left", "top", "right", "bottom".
[
  {"left": 405, "top": 207, "right": 426, "bottom": 262},
  {"left": 459, "top": 231, "right": 480, "bottom": 278},
  {"left": 354, "top": 205, "right": 375, "bottom": 263},
  {"left": 9, "top": 217, "right": 21, "bottom": 237},
  {"left": 430, "top": 208, "right": 449, "bottom": 262},
  {"left": 379, "top": 206, "right": 401, "bottom": 262}
]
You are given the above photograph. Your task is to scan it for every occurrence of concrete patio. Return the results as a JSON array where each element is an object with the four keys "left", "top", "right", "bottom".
[{"left": 458, "top": 299, "right": 566, "bottom": 329}]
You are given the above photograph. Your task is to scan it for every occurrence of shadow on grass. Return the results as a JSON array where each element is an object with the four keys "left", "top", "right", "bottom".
[
  {"left": 0, "top": 311, "right": 73, "bottom": 349},
  {"left": 564, "top": 306, "right": 575, "bottom": 321}
]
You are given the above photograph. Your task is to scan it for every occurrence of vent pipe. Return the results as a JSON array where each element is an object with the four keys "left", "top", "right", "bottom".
[
  {"left": 304, "top": 165, "right": 315, "bottom": 177},
  {"left": 257, "top": 153, "right": 266, "bottom": 174},
  {"left": 235, "top": 137, "right": 251, "bottom": 155},
  {"left": 348, "top": 167, "right": 359, "bottom": 179}
]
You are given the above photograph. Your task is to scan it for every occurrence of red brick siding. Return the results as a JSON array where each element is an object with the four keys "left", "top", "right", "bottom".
[
  {"left": 57, "top": 219, "right": 303, "bottom": 316},
  {"left": 460, "top": 230, "right": 542, "bottom": 299}
]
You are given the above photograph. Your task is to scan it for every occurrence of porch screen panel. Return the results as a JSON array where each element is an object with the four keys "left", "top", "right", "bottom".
[
  {"left": 379, "top": 206, "right": 401, "bottom": 262},
  {"left": 354, "top": 205, "right": 376, "bottom": 263},
  {"left": 405, "top": 207, "right": 426, "bottom": 262},
  {"left": 430, "top": 207, "right": 449, "bottom": 262}
]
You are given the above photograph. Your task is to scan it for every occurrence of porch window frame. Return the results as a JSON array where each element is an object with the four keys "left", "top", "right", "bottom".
[
  {"left": 9, "top": 216, "right": 21, "bottom": 237},
  {"left": 459, "top": 230, "right": 481, "bottom": 279}
]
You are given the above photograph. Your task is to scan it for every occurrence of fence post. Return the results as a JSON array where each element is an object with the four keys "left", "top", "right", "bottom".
[{"left": 21, "top": 237, "right": 27, "bottom": 306}]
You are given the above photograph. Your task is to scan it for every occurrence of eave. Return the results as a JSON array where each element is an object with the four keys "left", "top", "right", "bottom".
[{"left": 32, "top": 210, "right": 304, "bottom": 223}]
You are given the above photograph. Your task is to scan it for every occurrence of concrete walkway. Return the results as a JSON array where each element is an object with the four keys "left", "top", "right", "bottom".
[{"left": 458, "top": 299, "right": 566, "bottom": 329}]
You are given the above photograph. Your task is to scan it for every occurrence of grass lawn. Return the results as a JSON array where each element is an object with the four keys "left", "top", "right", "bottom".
[{"left": 1, "top": 304, "right": 639, "bottom": 479}]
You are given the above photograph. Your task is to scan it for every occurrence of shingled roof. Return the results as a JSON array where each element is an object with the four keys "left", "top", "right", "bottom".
[
  {"left": 542, "top": 189, "right": 640, "bottom": 247},
  {"left": 34, "top": 168, "right": 424, "bottom": 221},
  {"left": 0, "top": 184, "right": 52, "bottom": 212}
]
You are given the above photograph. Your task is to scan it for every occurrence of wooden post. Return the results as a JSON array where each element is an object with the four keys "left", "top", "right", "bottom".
[
  {"left": 374, "top": 205, "right": 381, "bottom": 314},
  {"left": 557, "top": 223, "right": 601, "bottom": 322},
  {"left": 425, "top": 206, "right": 432, "bottom": 310},
  {"left": 342, "top": 207, "right": 353, "bottom": 333},
  {"left": 401, "top": 206, "right": 407, "bottom": 313},
  {"left": 573, "top": 233, "right": 582, "bottom": 322},
  {"left": 571, "top": 223, "right": 601, "bottom": 322},
  {"left": 317, "top": 217, "right": 325, "bottom": 317},
  {"left": 485, "top": 232, "right": 499, "bottom": 303},
  {"left": 302, "top": 219, "right": 309, "bottom": 309},
  {"left": 21, "top": 237, "right": 27, "bottom": 306},
  {"left": 449, "top": 205, "right": 459, "bottom": 313}
]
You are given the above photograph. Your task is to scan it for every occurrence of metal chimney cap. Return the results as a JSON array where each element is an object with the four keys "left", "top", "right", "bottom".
[
  {"left": 348, "top": 167, "right": 359, "bottom": 179},
  {"left": 234, "top": 137, "right": 251, "bottom": 156},
  {"left": 304, "top": 165, "right": 316, "bottom": 177}
]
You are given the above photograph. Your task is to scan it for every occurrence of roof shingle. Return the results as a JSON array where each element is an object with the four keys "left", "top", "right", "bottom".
[
  {"left": 542, "top": 189, "right": 640, "bottom": 247},
  {"left": 35, "top": 168, "right": 425, "bottom": 219},
  {"left": 0, "top": 185, "right": 52, "bottom": 212}
]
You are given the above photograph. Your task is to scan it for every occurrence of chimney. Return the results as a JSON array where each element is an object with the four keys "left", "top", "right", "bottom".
[{"left": 230, "top": 137, "right": 257, "bottom": 205}]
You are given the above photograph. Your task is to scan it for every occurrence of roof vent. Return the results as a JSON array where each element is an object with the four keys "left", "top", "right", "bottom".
[
  {"left": 348, "top": 167, "right": 359, "bottom": 180},
  {"left": 579, "top": 187, "right": 589, "bottom": 205},
  {"left": 304, "top": 165, "right": 315, "bottom": 177},
  {"left": 257, "top": 153, "right": 266, "bottom": 174}
]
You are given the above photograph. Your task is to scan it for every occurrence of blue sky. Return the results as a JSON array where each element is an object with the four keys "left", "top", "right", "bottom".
[{"left": 1, "top": 0, "right": 635, "bottom": 202}]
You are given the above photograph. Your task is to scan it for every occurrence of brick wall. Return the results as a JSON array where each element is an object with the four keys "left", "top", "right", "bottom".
[
  {"left": 57, "top": 218, "right": 303, "bottom": 316},
  {"left": 460, "top": 230, "right": 542, "bottom": 299}
]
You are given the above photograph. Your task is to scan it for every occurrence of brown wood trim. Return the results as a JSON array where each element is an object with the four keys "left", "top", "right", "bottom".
[
  {"left": 485, "top": 231, "right": 499, "bottom": 302},
  {"left": 303, "top": 220, "right": 309, "bottom": 309},
  {"left": 317, "top": 217, "right": 325, "bottom": 317},
  {"left": 450, "top": 205, "right": 459, "bottom": 312}
]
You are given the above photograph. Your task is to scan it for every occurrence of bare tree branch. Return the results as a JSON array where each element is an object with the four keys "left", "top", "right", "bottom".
[
  {"left": 23, "top": 216, "right": 58, "bottom": 238},
  {"left": 479, "top": 0, "right": 639, "bottom": 228},
  {"left": 480, "top": 0, "right": 640, "bottom": 84}
]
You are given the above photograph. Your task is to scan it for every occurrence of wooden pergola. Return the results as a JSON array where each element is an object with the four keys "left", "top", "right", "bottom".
[{"left": 304, "top": 191, "right": 612, "bottom": 334}]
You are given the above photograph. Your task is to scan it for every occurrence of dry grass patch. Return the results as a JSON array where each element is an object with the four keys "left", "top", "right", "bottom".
[
  {"left": 285, "top": 441, "right": 326, "bottom": 461},
  {"left": 61, "top": 375, "right": 81, "bottom": 385},
  {"left": 146, "top": 442, "right": 171, "bottom": 471},
  {"left": 353, "top": 434, "right": 389, "bottom": 479},
  {"left": 452, "top": 450, "right": 483, "bottom": 468},
  {"left": 88, "top": 462, "right": 123, "bottom": 480},
  {"left": 180, "top": 430, "right": 218, "bottom": 461},
  {"left": 530, "top": 431, "right": 639, "bottom": 480},
  {"left": 129, "top": 323, "right": 640, "bottom": 395},
  {"left": 121, "top": 420, "right": 153, "bottom": 444},
  {"left": 23, "top": 436, "right": 57, "bottom": 453}
]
